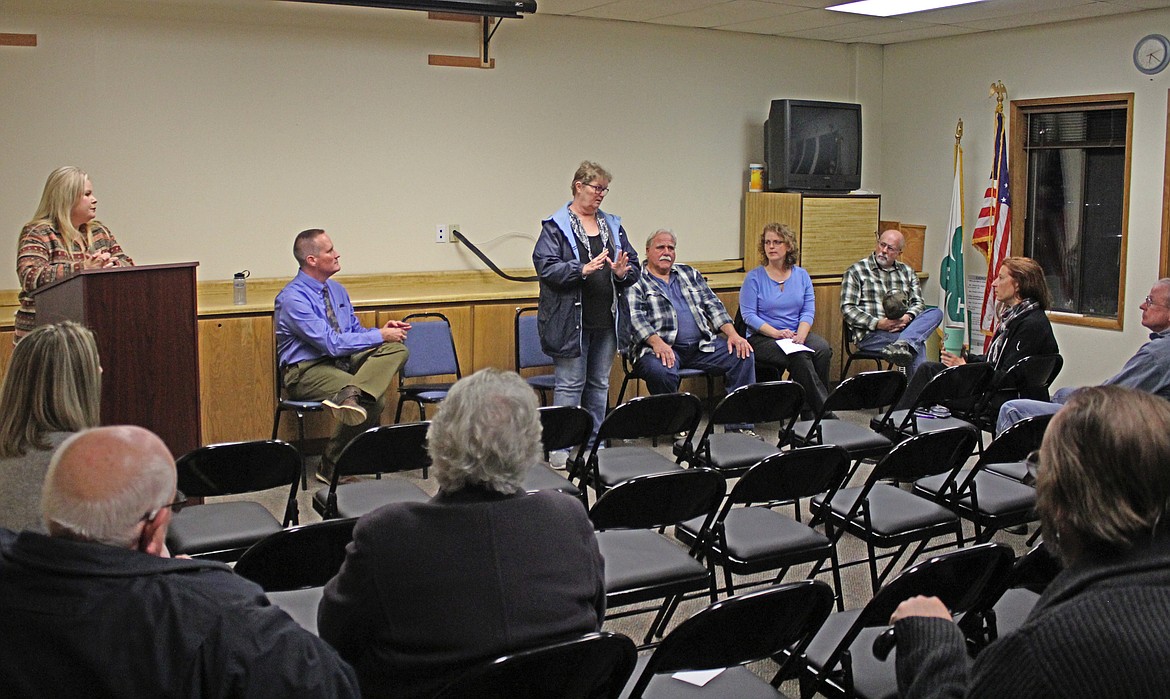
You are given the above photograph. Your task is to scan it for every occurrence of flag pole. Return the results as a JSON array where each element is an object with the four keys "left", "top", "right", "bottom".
[{"left": 940, "top": 118, "right": 967, "bottom": 357}]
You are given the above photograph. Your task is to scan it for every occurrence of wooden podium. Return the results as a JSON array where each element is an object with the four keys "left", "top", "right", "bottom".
[{"left": 30, "top": 262, "right": 202, "bottom": 457}]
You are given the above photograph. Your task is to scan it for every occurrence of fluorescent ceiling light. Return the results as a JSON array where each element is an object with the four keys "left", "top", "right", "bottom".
[{"left": 826, "top": 0, "right": 988, "bottom": 17}]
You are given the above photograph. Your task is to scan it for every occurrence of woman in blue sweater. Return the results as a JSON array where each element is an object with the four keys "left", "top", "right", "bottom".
[{"left": 739, "top": 223, "right": 831, "bottom": 416}]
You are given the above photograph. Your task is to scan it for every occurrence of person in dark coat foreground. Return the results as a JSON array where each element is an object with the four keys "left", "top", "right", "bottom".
[{"left": 891, "top": 386, "right": 1170, "bottom": 699}]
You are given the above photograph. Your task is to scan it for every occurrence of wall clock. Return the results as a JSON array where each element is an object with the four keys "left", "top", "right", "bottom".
[{"left": 1134, "top": 33, "right": 1170, "bottom": 75}]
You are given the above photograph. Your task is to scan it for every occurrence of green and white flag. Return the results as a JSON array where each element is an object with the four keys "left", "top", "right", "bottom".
[{"left": 939, "top": 132, "right": 967, "bottom": 354}]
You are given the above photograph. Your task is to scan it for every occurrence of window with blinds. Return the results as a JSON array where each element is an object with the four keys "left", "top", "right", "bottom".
[{"left": 1010, "top": 94, "right": 1133, "bottom": 329}]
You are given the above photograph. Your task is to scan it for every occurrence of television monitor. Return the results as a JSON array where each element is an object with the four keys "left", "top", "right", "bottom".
[{"left": 764, "top": 99, "right": 862, "bottom": 192}]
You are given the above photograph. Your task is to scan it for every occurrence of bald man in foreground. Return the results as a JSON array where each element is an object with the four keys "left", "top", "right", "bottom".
[{"left": 0, "top": 426, "right": 358, "bottom": 698}]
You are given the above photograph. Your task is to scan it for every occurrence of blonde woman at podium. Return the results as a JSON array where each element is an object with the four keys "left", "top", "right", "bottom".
[{"left": 15, "top": 167, "right": 134, "bottom": 341}]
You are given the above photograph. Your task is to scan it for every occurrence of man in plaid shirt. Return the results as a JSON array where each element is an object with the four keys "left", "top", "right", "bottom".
[
  {"left": 622, "top": 230, "right": 755, "bottom": 396},
  {"left": 841, "top": 229, "right": 943, "bottom": 374}
]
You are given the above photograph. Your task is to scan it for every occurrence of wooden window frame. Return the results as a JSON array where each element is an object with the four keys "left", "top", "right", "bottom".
[
  {"left": 1161, "top": 89, "right": 1170, "bottom": 279},
  {"left": 1009, "top": 93, "right": 1134, "bottom": 331}
]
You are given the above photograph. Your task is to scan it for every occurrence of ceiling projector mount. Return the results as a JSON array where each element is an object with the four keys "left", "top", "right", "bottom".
[
  {"left": 285, "top": 1, "right": 537, "bottom": 20},
  {"left": 284, "top": 0, "right": 537, "bottom": 67}
]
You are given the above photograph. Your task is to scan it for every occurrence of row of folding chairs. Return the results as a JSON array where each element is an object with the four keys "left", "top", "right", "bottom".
[
  {"left": 230, "top": 511, "right": 1059, "bottom": 699},
  {"left": 165, "top": 403, "right": 593, "bottom": 560}
]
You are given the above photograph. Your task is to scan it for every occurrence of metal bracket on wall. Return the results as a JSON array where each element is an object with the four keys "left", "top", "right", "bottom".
[{"left": 427, "top": 12, "right": 501, "bottom": 69}]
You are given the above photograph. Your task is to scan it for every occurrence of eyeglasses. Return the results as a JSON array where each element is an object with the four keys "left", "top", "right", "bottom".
[
  {"left": 142, "top": 490, "right": 188, "bottom": 522},
  {"left": 1144, "top": 295, "right": 1170, "bottom": 308},
  {"left": 877, "top": 241, "right": 903, "bottom": 252},
  {"left": 763, "top": 239, "right": 786, "bottom": 247},
  {"left": 580, "top": 183, "right": 610, "bottom": 195}
]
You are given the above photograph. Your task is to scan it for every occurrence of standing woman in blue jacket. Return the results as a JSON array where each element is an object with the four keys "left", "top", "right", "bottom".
[{"left": 533, "top": 161, "right": 639, "bottom": 446}]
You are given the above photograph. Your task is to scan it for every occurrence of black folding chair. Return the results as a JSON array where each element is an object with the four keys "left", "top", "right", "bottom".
[
  {"left": 432, "top": 631, "right": 637, "bottom": 699},
  {"left": 810, "top": 426, "right": 977, "bottom": 594},
  {"left": 233, "top": 517, "right": 358, "bottom": 635},
  {"left": 625, "top": 580, "right": 835, "bottom": 699},
  {"left": 796, "top": 543, "right": 1015, "bottom": 699},
  {"left": 873, "top": 362, "right": 993, "bottom": 449},
  {"left": 590, "top": 468, "right": 726, "bottom": 645},
  {"left": 522, "top": 405, "right": 591, "bottom": 505},
  {"left": 913, "top": 417, "right": 1045, "bottom": 543},
  {"left": 840, "top": 317, "right": 891, "bottom": 381},
  {"left": 675, "top": 445, "right": 851, "bottom": 607},
  {"left": 165, "top": 439, "right": 301, "bottom": 562},
  {"left": 970, "top": 353, "right": 1063, "bottom": 433},
  {"left": 311, "top": 422, "right": 432, "bottom": 519},
  {"left": 683, "top": 381, "right": 804, "bottom": 476},
  {"left": 271, "top": 360, "right": 324, "bottom": 491},
  {"left": 789, "top": 370, "right": 906, "bottom": 481},
  {"left": 982, "top": 414, "right": 1053, "bottom": 482},
  {"left": 578, "top": 392, "right": 703, "bottom": 499},
  {"left": 957, "top": 541, "right": 1062, "bottom": 651}
]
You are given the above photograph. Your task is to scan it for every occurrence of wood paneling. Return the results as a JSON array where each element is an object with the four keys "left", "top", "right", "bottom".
[
  {"left": 800, "top": 196, "right": 881, "bottom": 276},
  {"left": 743, "top": 192, "right": 803, "bottom": 270},
  {"left": 0, "top": 331, "right": 14, "bottom": 387},
  {"left": 199, "top": 316, "right": 275, "bottom": 444},
  {"left": 473, "top": 302, "right": 525, "bottom": 373},
  {"left": 743, "top": 193, "right": 881, "bottom": 277}
]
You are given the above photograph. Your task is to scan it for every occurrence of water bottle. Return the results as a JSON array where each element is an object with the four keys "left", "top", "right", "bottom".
[{"left": 233, "top": 269, "right": 250, "bottom": 305}]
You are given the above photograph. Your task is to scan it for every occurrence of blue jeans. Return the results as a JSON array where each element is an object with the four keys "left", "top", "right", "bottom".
[
  {"left": 633, "top": 342, "right": 756, "bottom": 396},
  {"left": 553, "top": 326, "right": 616, "bottom": 445},
  {"left": 996, "top": 386, "right": 1074, "bottom": 434},
  {"left": 857, "top": 307, "right": 944, "bottom": 374}
]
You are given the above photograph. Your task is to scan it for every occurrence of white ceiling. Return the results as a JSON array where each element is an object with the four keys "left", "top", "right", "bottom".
[{"left": 536, "top": 0, "right": 1170, "bottom": 44}]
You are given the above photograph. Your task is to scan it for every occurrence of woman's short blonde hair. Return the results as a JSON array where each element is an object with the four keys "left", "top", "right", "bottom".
[
  {"left": 0, "top": 321, "right": 102, "bottom": 458},
  {"left": 571, "top": 161, "right": 613, "bottom": 196},
  {"left": 757, "top": 222, "right": 798, "bottom": 267}
]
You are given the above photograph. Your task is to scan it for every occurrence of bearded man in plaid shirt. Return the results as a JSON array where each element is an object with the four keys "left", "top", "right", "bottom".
[
  {"left": 621, "top": 230, "right": 754, "bottom": 397},
  {"left": 841, "top": 229, "right": 943, "bottom": 374}
]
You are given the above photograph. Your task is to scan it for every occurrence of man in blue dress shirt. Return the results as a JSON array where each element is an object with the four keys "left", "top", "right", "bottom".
[{"left": 275, "top": 228, "right": 409, "bottom": 482}]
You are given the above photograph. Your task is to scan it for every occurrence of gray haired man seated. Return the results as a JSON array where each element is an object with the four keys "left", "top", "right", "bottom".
[{"left": 0, "top": 425, "right": 358, "bottom": 698}]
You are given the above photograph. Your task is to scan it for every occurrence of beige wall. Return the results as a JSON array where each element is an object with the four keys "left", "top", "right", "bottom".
[
  {"left": 0, "top": 0, "right": 878, "bottom": 286},
  {"left": 5, "top": 0, "right": 1169, "bottom": 392},
  {"left": 880, "top": 8, "right": 1170, "bottom": 390}
]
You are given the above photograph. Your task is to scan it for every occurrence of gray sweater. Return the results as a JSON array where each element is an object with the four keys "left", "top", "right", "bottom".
[{"left": 0, "top": 431, "right": 71, "bottom": 533}]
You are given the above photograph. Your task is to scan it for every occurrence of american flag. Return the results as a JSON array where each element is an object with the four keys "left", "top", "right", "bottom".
[{"left": 971, "top": 106, "right": 1011, "bottom": 337}]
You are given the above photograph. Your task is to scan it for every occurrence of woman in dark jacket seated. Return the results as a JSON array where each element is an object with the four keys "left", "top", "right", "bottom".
[
  {"left": 317, "top": 368, "right": 605, "bottom": 699},
  {"left": 890, "top": 386, "right": 1170, "bottom": 698},
  {"left": 898, "top": 256, "right": 1058, "bottom": 413}
]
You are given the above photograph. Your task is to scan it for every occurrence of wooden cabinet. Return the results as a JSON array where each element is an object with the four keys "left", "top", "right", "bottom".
[
  {"left": 743, "top": 192, "right": 880, "bottom": 275},
  {"left": 743, "top": 192, "right": 882, "bottom": 381}
]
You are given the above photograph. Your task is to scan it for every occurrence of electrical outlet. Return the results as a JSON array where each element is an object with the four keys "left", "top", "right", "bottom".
[
  {"left": 435, "top": 225, "right": 449, "bottom": 244},
  {"left": 449, "top": 224, "right": 460, "bottom": 243}
]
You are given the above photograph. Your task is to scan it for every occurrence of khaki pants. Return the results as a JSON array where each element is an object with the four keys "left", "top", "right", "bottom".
[{"left": 285, "top": 342, "right": 408, "bottom": 468}]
